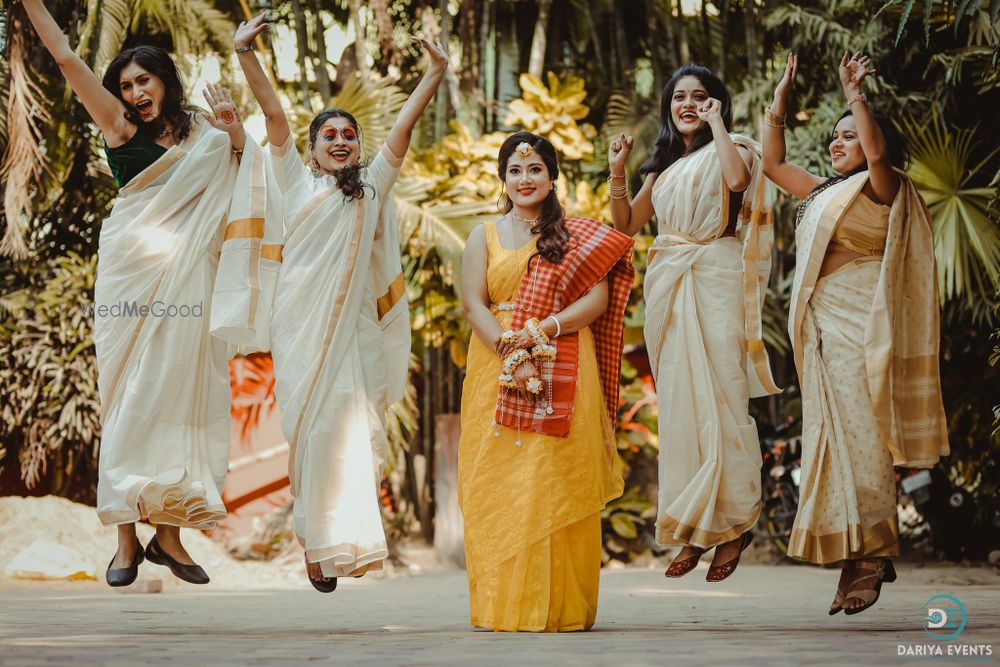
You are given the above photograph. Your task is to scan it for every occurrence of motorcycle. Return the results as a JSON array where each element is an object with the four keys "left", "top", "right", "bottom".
[{"left": 759, "top": 415, "right": 801, "bottom": 555}]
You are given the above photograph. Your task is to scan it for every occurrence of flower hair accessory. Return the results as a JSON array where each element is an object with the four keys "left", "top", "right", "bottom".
[{"left": 516, "top": 142, "right": 534, "bottom": 158}]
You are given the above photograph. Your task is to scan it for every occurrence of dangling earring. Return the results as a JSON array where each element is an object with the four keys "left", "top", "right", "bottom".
[
  {"left": 497, "top": 183, "right": 510, "bottom": 213},
  {"left": 309, "top": 156, "right": 320, "bottom": 177}
]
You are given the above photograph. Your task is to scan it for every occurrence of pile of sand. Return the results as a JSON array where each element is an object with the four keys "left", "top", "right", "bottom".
[
  {"left": 0, "top": 496, "right": 305, "bottom": 589},
  {"left": 0, "top": 496, "right": 453, "bottom": 591}
]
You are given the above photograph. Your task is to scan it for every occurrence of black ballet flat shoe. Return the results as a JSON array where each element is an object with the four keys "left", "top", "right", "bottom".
[
  {"left": 308, "top": 575, "right": 338, "bottom": 593},
  {"left": 145, "top": 536, "right": 210, "bottom": 585},
  {"left": 106, "top": 539, "right": 145, "bottom": 587}
]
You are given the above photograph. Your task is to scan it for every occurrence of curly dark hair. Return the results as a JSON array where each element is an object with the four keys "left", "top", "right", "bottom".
[
  {"left": 497, "top": 131, "right": 569, "bottom": 264},
  {"left": 102, "top": 46, "right": 196, "bottom": 142},
  {"left": 308, "top": 109, "right": 373, "bottom": 202},
  {"left": 640, "top": 64, "right": 734, "bottom": 176}
]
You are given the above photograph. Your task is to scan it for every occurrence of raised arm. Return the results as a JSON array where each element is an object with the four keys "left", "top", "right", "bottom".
[
  {"left": 838, "top": 51, "right": 899, "bottom": 204},
  {"left": 385, "top": 38, "right": 448, "bottom": 159},
  {"left": 234, "top": 13, "right": 289, "bottom": 148},
  {"left": 762, "top": 53, "right": 825, "bottom": 200},
  {"left": 201, "top": 83, "right": 246, "bottom": 153},
  {"left": 608, "top": 134, "right": 657, "bottom": 238},
  {"left": 21, "top": 0, "right": 131, "bottom": 144},
  {"left": 700, "top": 99, "right": 752, "bottom": 192}
]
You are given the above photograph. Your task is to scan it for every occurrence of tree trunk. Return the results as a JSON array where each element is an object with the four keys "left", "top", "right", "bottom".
[
  {"left": 479, "top": 0, "right": 495, "bottom": 131},
  {"left": 613, "top": 0, "right": 629, "bottom": 83},
  {"left": 701, "top": 0, "right": 711, "bottom": 70},
  {"left": 350, "top": 0, "right": 368, "bottom": 75},
  {"left": 744, "top": 0, "right": 761, "bottom": 129},
  {"left": 717, "top": 0, "right": 729, "bottom": 80},
  {"left": 289, "top": 0, "right": 312, "bottom": 105},
  {"left": 661, "top": 0, "right": 677, "bottom": 72},
  {"left": 312, "top": 10, "right": 332, "bottom": 102},
  {"left": 744, "top": 0, "right": 759, "bottom": 77},
  {"left": 584, "top": 0, "right": 606, "bottom": 75},
  {"left": 645, "top": 0, "right": 664, "bottom": 94},
  {"left": 527, "top": 0, "right": 552, "bottom": 79},
  {"left": 437, "top": 0, "right": 450, "bottom": 140},
  {"left": 676, "top": 3, "right": 690, "bottom": 65}
]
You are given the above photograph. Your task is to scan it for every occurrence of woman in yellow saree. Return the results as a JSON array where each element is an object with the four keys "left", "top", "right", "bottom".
[
  {"left": 459, "top": 132, "right": 632, "bottom": 632},
  {"left": 763, "top": 52, "right": 948, "bottom": 615},
  {"left": 607, "top": 64, "right": 778, "bottom": 583}
]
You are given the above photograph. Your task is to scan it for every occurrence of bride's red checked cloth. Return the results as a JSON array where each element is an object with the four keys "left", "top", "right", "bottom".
[{"left": 496, "top": 217, "right": 635, "bottom": 437}]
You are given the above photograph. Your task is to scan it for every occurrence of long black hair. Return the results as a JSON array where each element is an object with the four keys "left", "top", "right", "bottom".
[
  {"left": 102, "top": 46, "right": 195, "bottom": 141},
  {"left": 795, "top": 108, "right": 909, "bottom": 225},
  {"left": 497, "top": 131, "right": 569, "bottom": 264},
  {"left": 308, "top": 109, "right": 371, "bottom": 202},
  {"left": 640, "top": 64, "right": 734, "bottom": 176}
]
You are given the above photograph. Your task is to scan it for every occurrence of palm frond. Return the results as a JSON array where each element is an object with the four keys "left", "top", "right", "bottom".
[
  {"left": 901, "top": 109, "right": 1000, "bottom": 308},
  {"left": 287, "top": 73, "right": 409, "bottom": 158},
  {"left": 604, "top": 90, "right": 660, "bottom": 175},
  {"left": 76, "top": 0, "right": 131, "bottom": 71},
  {"left": 392, "top": 177, "right": 497, "bottom": 282},
  {"left": 0, "top": 8, "right": 52, "bottom": 258}
]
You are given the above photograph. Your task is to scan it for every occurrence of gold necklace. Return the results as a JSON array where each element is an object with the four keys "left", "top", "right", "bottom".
[{"left": 512, "top": 211, "right": 540, "bottom": 226}]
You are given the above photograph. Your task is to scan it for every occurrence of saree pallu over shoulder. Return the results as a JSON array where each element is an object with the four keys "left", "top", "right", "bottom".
[
  {"left": 646, "top": 134, "right": 779, "bottom": 397},
  {"left": 95, "top": 119, "right": 239, "bottom": 528},
  {"left": 496, "top": 217, "right": 634, "bottom": 437},
  {"left": 644, "top": 135, "right": 774, "bottom": 548},
  {"left": 209, "top": 139, "right": 283, "bottom": 352},
  {"left": 790, "top": 173, "right": 948, "bottom": 467}
]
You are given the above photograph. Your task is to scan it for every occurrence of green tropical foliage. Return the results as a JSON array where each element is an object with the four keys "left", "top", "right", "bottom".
[{"left": 1, "top": 0, "right": 998, "bottom": 559}]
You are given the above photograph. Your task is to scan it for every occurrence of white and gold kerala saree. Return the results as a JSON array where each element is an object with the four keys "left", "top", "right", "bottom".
[
  {"left": 644, "top": 134, "right": 779, "bottom": 548},
  {"left": 268, "top": 136, "right": 410, "bottom": 577},
  {"left": 95, "top": 119, "right": 237, "bottom": 528},
  {"left": 787, "top": 172, "right": 948, "bottom": 563}
]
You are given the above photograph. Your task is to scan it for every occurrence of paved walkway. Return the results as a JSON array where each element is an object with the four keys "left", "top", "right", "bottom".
[{"left": 1, "top": 564, "right": 998, "bottom": 666}]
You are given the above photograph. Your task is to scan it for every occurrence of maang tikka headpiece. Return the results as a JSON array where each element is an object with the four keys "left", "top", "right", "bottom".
[{"left": 515, "top": 142, "right": 534, "bottom": 158}]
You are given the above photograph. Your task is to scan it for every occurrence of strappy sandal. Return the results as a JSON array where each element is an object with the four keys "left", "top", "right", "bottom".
[
  {"left": 829, "top": 560, "right": 856, "bottom": 615},
  {"left": 843, "top": 558, "right": 896, "bottom": 616},
  {"left": 305, "top": 556, "right": 338, "bottom": 593},
  {"left": 664, "top": 546, "right": 706, "bottom": 578},
  {"left": 706, "top": 531, "right": 753, "bottom": 582}
]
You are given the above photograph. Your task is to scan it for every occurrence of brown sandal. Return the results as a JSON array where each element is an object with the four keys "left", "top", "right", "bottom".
[
  {"left": 706, "top": 531, "right": 754, "bottom": 582},
  {"left": 664, "top": 546, "right": 706, "bottom": 578},
  {"left": 829, "top": 561, "right": 856, "bottom": 615},
  {"left": 843, "top": 558, "right": 896, "bottom": 615}
]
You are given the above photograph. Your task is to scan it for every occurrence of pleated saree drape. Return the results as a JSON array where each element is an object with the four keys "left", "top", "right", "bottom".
[
  {"left": 266, "top": 137, "right": 410, "bottom": 577},
  {"left": 787, "top": 172, "right": 948, "bottom": 563},
  {"left": 643, "top": 135, "right": 779, "bottom": 549},
  {"left": 95, "top": 120, "right": 238, "bottom": 529}
]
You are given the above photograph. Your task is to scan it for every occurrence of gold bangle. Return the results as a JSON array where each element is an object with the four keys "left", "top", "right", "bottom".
[
  {"left": 847, "top": 93, "right": 867, "bottom": 106},
  {"left": 235, "top": 45, "right": 253, "bottom": 53},
  {"left": 765, "top": 110, "right": 786, "bottom": 128},
  {"left": 607, "top": 174, "right": 629, "bottom": 200}
]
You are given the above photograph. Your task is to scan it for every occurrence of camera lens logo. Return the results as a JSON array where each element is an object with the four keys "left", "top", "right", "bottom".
[{"left": 924, "top": 594, "right": 967, "bottom": 641}]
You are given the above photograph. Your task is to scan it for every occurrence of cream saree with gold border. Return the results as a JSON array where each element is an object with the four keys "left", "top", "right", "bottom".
[
  {"left": 95, "top": 120, "right": 237, "bottom": 528},
  {"left": 787, "top": 172, "right": 948, "bottom": 564},
  {"left": 269, "top": 137, "right": 410, "bottom": 578},
  {"left": 644, "top": 135, "right": 779, "bottom": 548}
]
